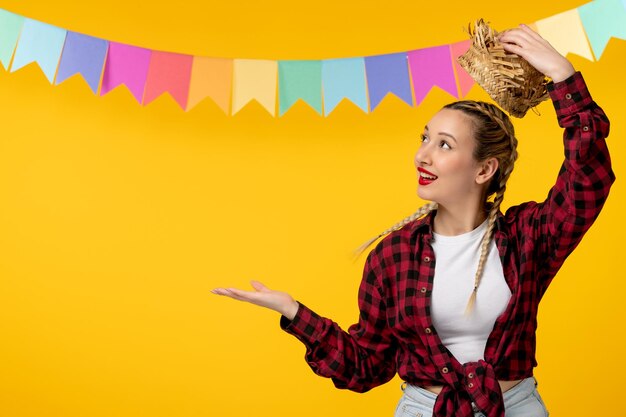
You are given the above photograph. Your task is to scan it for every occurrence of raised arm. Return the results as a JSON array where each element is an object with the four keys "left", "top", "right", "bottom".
[{"left": 499, "top": 25, "right": 615, "bottom": 294}]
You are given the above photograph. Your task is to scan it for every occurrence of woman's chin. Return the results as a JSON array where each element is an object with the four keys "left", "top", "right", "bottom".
[
  {"left": 417, "top": 187, "right": 431, "bottom": 201},
  {"left": 417, "top": 188, "right": 441, "bottom": 206}
]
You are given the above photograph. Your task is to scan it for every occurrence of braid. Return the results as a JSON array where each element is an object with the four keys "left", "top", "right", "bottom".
[
  {"left": 353, "top": 100, "right": 518, "bottom": 317},
  {"left": 353, "top": 202, "right": 438, "bottom": 259},
  {"left": 461, "top": 102, "right": 519, "bottom": 314}
]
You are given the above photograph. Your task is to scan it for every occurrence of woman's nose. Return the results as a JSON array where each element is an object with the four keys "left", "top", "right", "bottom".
[{"left": 415, "top": 145, "right": 430, "bottom": 166}]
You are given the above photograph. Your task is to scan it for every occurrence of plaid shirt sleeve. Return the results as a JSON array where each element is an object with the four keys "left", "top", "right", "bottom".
[
  {"left": 280, "top": 241, "right": 398, "bottom": 392},
  {"left": 506, "top": 71, "right": 615, "bottom": 295}
]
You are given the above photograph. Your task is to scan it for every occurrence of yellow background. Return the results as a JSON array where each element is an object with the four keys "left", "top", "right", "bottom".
[{"left": 0, "top": 1, "right": 623, "bottom": 416}]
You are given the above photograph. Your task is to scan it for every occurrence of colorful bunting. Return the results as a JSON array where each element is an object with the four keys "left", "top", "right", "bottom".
[
  {"left": 408, "top": 45, "right": 458, "bottom": 106},
  {"left": 143, "top": 51, "right": 193, "bottom": 109},
  {"left": 0, "top": 9, "right": 24, "bottom": 70},
  {"left": 11, "top": 19, "right": 66, "bottom": 83},
  {"left": 536, "top": 9, "right": 594, "bottom": 61},
  {"left": 579, "top": 0, "right": 626, "bottom": 59},
  {"left": 278, "top": 60, "right": 322, "bottom": 116},
  {"left": 100, "top": 42, "right": 151, "bottom": 103},
  {"left": 364, "top": 53, "right": 413, "bottom": 111},
  {"left": 187, "top": 57, "right": 233, "bottom": 113},
  {"left": 0, "top": 3, "right": 623, "bottom": 116},
  {"left": 322, "top": 58, "right": 369, "bottom": 115},
  {"left": 232, "top": 59, "right": 277, "bottom": 116},
  {"left": 55, "top": 32, "right": 108, "bottom": 93}
]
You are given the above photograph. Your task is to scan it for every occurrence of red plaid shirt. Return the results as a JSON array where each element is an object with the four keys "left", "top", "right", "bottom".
[{"left": 280, "top": 71, "right": 614, "bottom": 417}]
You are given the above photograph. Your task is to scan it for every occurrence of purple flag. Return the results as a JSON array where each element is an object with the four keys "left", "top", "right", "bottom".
[
  {"left": 407, "top": 45, "right": 458, "bottom": 105},
  {"left": 100, "top": 42, "right": 151, "bottom": 103},
  {"left": 56, "top": 32, "right": 108, "bottom": 93},
  {"left": 365, "top": 52, "right": 413, "bottom": 111}
]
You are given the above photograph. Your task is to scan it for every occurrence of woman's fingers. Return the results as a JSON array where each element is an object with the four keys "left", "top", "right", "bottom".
[
  {"left": 499, "top": 27, "right": 536, "bottom": 47},
  {"left": 212, "top": 286, "right": 263, "bottom": 302},
  {"left": 211, "top": 281, "right": 299, "bottom": 319},
  {"left": 210, "top": 287, "right": 229, "bottom": 296},
  {"left": 211, "top": 287, "right": 249, "bottom": 301},
  {"left": 250, "top": 280, "right": 269, "bottom": 292},
  {"left": 498, "top": 24, "right": 575, "bottom": 82},
  {"left": 500, "top": 41, "right": 524, "bottom": 56},
  {"left": 518, "top": 24, "right": 547, "bottom": 43}
]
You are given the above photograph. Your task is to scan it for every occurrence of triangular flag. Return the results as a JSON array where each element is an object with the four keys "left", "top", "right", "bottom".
[
  {"left": 0, "top": 9, "right": 24, "bottom": 70},
  {"left": 187, "top": 56, "right": 233, "bottom": 113},
  {"left": 11, "top": 18, "right": 66, "bottom": 83},
  {"left": 407, "top": 45, "right": 458, "bottom": 106},
  {"left": 364, "top": 52, "right": 412, "bottom": 111},
  {"left": 55, "top": 32, "right": 108, "bottom": 93},
  {"left": 100, "top": 42, "right": 151, "bottom": 103},
  {"left": 322, "top": 58, "right": 369, "bottom": 116},
  {"left": 536, "top": 9, "right": 594, "bottom": 61},
  {"left": 232, "top": 59, "right": 277, "bottom": 116},
  {"left": 278, "top": 60, "right": 322, "bottom": 116},
  {"left": 449, "top": 40, "right": 474, "bottom": 97},
  {"left": 579, "top": 0, "right": 626, "bottom": 59},
  {"left": 143, "top": 51, "right": 193, "bottom": 109}
]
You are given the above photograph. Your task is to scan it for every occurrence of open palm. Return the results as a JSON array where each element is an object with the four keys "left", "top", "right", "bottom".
[{"left": 212, "top": 280, "right": 300, "bottom": 320}]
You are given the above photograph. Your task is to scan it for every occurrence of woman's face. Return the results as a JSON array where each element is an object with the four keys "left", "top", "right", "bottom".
[{"left": 414, "top": 108, "right": 486, "bottom": 207}]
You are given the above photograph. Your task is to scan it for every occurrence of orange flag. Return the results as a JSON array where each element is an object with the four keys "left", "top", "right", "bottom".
[{"left": 187, "top": 57, "right": 233, "bottom": 113}]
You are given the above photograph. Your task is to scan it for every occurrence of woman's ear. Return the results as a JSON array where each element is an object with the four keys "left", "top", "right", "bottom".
[{"left": 475, "top": 157, "right": 499, "bottom": 185}]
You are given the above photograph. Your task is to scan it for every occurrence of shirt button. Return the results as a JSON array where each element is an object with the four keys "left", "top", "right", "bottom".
[
  {"left": 423, "top": 256, "right": 431, "bottom": 263},
  {"left": 582, "top": 126, "right": 589, "bottom": 131},
  {"left": 425, "top": 327, "right": 432, "bottom": 334},
  {"left": 442, "top": 367, "right": 449, "bottom": 374},
  {"left": 468, "top": 372, "right": 474, "bottom": 378},
  {"left": 468, "top": 382, "right": 474, "bottom": 388},
  {"left": 420, "top": 287, "right": 427, "bottom": 293},
  {"left": 565, "top": 93, "right": 572, "bottom": 100}
]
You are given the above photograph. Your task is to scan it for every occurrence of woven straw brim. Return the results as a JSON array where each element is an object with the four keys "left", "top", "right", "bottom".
[{"left": 458, "top": 19, "right": 549, "bottom": 118}]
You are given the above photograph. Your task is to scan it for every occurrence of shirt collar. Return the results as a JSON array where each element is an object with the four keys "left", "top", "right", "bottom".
[{"left": 408, "top": 204, "right": 506, "bottom": 240}]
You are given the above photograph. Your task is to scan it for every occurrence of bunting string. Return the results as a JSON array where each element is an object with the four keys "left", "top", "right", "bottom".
[{"left": 0, "top": 0, "right": 624, "bottom": 116}]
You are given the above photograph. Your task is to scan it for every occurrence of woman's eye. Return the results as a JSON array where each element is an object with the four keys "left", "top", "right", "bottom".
[
  {"left": 420, "top": 134, "right": 429, "bottom": 143},
  {"left": 440, "top": 141, "right": 451, "bottom": 150}
]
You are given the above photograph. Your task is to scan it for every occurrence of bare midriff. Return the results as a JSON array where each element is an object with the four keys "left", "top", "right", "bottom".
[{"left": 422, "top": 379, "right": 524, "bottom": 395}]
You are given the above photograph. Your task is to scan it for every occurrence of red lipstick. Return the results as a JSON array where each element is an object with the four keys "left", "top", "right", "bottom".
[{"left": 418, "top": 168, "right": 437, "bottom": 186}]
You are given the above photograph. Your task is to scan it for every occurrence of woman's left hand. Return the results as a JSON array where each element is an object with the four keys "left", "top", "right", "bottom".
[{"left": 498, "top": 24, "right": 575, "bottom": 83}]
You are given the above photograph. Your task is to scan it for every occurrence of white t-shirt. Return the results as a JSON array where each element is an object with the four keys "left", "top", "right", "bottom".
[{"left": 430, "top": 219, "right": 512, "bottom": 364}]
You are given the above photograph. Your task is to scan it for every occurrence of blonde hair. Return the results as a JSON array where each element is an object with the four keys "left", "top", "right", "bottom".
[{"left": 354, "top": 101, "right": 518, "bottom": 315}]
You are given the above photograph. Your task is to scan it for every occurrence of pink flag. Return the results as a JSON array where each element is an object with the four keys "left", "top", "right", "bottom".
[
  {"left": 450, "top": 40, "right": 475, "bottom": 97},
  {"left": 143, "top": 51, "right": 193, "bottom": 109},
  {"left": 100, "top": 42, "right": 151, "bottom": 103},
  {"left": 407, "top": 45, "right": 458, "bottom": 105}
]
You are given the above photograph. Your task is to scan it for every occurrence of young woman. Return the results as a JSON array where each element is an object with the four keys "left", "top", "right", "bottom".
[{"left": 212, "top": 25, "right": 614, "bottom": 417}]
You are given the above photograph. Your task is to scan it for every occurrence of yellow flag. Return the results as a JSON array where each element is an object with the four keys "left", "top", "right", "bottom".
[
  {"left": 536, "top": 9, "right": 594, "bottom": 61},
  {"left": 232, "top": 59, "right": 277, "bottom": 115}
]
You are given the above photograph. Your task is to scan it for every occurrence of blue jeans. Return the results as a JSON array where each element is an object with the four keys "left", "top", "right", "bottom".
[{"left": 394, "top": 377, "right": 549, "bottom": 417}]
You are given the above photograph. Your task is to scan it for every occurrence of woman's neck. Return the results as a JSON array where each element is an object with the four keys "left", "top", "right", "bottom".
[{"left": 432, "top": 203, "right": 488, "bottom": 236}]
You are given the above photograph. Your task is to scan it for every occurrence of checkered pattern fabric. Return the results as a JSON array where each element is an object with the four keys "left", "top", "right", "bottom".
[{"left": 281, "top": 71, "right": 614, "bottom": 417}]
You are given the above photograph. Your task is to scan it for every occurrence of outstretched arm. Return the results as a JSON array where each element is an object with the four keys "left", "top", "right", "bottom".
[{"left": 211, "top": 245, "right": 398, "bottom": 392}]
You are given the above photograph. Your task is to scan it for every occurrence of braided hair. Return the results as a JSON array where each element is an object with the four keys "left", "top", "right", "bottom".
[{"left": 354, "top": 101, "right": 518, "bottom": 315}]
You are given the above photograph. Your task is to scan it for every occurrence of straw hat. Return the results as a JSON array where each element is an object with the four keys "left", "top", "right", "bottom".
[{"left": 457, "top": 19, "right": 549, "bottom": 118}]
